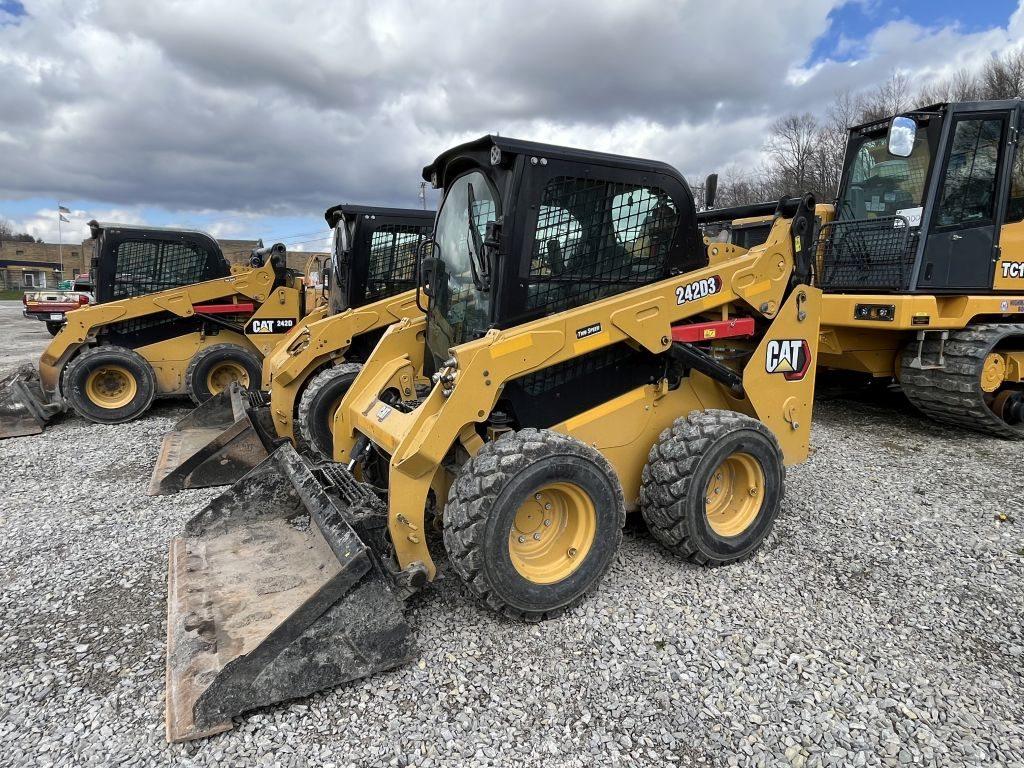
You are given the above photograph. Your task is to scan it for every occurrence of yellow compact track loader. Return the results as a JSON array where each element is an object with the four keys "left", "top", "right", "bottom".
[
  {"left": 704, "top": 100, "right": 1024, "bottom": 437},
  {"left": 147, "top": 205, "right": 434, "bottom": 494},
  {"left": 164, "top": 136, "right": 825, "bottom": 742},
  {"left": 0, "top": 221, "right": 309, "bottom": 438}
]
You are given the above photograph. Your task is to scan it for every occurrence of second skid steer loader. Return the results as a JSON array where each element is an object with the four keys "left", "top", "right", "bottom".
[
  {"left": 163, "top": 136, "right": 823, "bottom": 742},
  {"left": 0, "top": 222, "right": 312, "bottom": 438},
  {"left": 147, "top": 205, "right": 435, "bottom": 494}
]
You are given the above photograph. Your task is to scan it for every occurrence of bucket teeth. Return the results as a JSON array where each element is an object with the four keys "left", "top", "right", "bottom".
[
  {"left": 149, "top": 383, "right": 276, "bottom": 495},
  {"left": 165, "top": 443, "right": 417, "bottom": 743},
  {"left": 0, "top": 364, "right": 62, "bottom": 439}
]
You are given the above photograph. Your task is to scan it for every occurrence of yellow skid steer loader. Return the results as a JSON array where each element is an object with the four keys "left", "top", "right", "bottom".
[
  {"left": 148, "top": 205, "right": 434, "bottom": 495},
  {"left": 164, "top": 136, "right": 823, "bottom": 742},
  {"left": 0, "top": 222, "right": 312, "bottom": 438}
]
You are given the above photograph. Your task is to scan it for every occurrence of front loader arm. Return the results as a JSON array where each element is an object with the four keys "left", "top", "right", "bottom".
[
  {"left": 333, "top": 216, "right": 813, "bottom": 579},
  {"left": 265, "top": 291, "right": 423, "bottom": 440}
]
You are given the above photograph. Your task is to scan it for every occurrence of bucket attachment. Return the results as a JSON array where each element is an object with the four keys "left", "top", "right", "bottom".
[
  {"left": 165, "top": 442, "right": 417, "bottom": 742},
  {"left": 149, "top": 384, "right": 277, "bottom": 495},
  {"left": 0, "top": 364, "right": 63, "bottom": 439}
]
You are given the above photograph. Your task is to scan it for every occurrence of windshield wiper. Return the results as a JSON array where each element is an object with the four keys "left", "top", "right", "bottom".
[{"left": 466, "top": 182, "right": 490, "bottom": 291}]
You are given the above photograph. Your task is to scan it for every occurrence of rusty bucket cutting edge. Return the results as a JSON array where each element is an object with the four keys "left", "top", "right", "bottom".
[
  {"left": 164, "top": 442, "right": 417, "bottom": 743},
  {"left": 149, "top": 383, "right": 275, "bottom": 496},
  {"left": 0, "top": 364, "right": 63, "bottom": 440}
]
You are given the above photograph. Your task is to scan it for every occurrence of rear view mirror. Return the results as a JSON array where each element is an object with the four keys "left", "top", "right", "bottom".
[{"left": 887, "top": 116, "right": 916, "bottom": 158}]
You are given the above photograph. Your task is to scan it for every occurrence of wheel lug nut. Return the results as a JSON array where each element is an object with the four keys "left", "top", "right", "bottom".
[
  {"left": 543, "top": 519, "right": 551, "bottom": 526},
  {"left": 533, "top": 532, "right": 541, "bottom": 541},
  {"left": 567, "top": 547, "right": 577, "bottom": 558},
  {"left": 518, "top": 535, "right": 526, "bottom": 544},
  {"left": 748, "top": 487, "right": 758, "bottom": 496},
  {"left": 534, "top": 493, "right": 542, "bottom": 500},
  {"left": 544, "top": 503, "right": 551, "bottom": 510}
]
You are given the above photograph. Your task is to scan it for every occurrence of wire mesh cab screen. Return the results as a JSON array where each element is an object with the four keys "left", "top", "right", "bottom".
[
  {"left": 524, "top": 176, "right": 678, "bottom": 314},
  {"left": 817, "top": 217, "right": 919, "bottom": 291},
  {"left": 112, "top": 239, "right": 215, "bottom": 299},
  {"left": 365, "top": 224, "right": 431, "bottom": 301}
]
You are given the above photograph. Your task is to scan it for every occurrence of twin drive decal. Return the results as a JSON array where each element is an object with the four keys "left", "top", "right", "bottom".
[
  {"left": 675, "top": 275, "right": 722, "bottom": 305},
  {"left": 247, "top": 318, "right": 297, "bottom": 334},
  {"left": 765, "top": 339, "right": 811, "bottom": 381}
]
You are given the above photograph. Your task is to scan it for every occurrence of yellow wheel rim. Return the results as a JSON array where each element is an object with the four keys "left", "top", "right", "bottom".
[
  {"left": 85, "top": 365, "right": 137, "bottom": 409},
  {"left": 508, "top": 482, "right": 597, "bottom": 585},
  {"left": 206, "top": 361, "right": 250, "bottom": 395},
  {"left": 705, "top": 452, "right": 765, "bottom": 537},
  {"left": 981, "top": 353, "right": 1006, "bottom": 393}
]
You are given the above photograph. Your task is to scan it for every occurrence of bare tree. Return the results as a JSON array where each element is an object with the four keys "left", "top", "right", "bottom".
[
  {"left": 766, "top": 113, "right": 820, "bottom": 195},
  {"left": 980, "top": 48, "right": 1024, "bottom": 99}
]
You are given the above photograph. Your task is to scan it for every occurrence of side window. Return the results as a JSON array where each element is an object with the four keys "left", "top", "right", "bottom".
[
  {"left": 365, "top": 224, "right": 431, "bottom": 300},
  {"left": 1007, "top": 141, "right": 1024, "bottom": 224},
  {"left": 113, "top": 239, "right": 208, "bottom": 299},
  {"left": 935, "top": 118, "right": 1004, "bottom": 228},
  {"left": 525, "top": 176, "right": 678, "bottom": 313}
]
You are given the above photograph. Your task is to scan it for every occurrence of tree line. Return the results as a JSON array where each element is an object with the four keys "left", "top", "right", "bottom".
[
  {"left": 0, "top": 219, "right": 42, "bottom": 244},
  {"left": 710, "top": 49, "right": 1024, "bottom": 209}
]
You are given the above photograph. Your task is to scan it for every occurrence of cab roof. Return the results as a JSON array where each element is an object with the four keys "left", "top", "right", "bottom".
[
  {"left": 323, "top": 205, "right": 436, "bottom": 227},
  {"left": 422, "top": 135, "right": 691, "bottom": 191}
]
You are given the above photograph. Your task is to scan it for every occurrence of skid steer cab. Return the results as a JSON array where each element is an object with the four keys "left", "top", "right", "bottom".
[
  {"left": 148, "top": 205, "right": 435, "bottom": 495},
  {"left": 164, "top": 135, "right": 823, "bottom": 741},
  {"left": 0, "top": 221, "right": 309, "bottom": 439}
]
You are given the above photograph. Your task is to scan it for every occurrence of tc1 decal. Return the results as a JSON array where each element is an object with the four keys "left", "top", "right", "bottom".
[
  {"left": 1002, "top": 262, "right": 1024, "bottom": 279},
  {"left": 765, "top": 339, "right": 811, "bottom": 381},
  {"left": 576, "top": 322, "right": 602, "bottom": 340},
  {"left": 675, "top": 276, "right": 722, "bottom": 305},
  {"left": 247, "top": 318, "right": 297, "bottom": 334}
]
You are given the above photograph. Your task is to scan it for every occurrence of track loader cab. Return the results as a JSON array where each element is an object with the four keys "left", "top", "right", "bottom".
[
  {"left": 816, "top": 100, "right": 1024, "bottom": 435},
  {"left": 149, "top": 205, "right": 435, "bottom": 494},
  {"left": 164, "top": 135, "right": 823, "bottom": 741}
]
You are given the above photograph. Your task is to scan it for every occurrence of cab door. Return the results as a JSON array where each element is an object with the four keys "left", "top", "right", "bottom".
[{"left": 918, "top": 111, "right": 1011, "bottom": 292}]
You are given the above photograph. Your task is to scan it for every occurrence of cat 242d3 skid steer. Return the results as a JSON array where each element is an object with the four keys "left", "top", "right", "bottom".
[
  {"left": 163, "top": 136, "right": 824, "bottom": 742},
  {"left": 0, "top": 221, "right": 309, "bottom": 438},
  {"left": 147, "top": 205, "right": 434, "bottom": 495}
]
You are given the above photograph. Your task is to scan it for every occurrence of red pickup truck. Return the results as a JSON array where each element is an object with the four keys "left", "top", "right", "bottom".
[{"left": 22, "top": 278, "right": 95, "bottom": 336}]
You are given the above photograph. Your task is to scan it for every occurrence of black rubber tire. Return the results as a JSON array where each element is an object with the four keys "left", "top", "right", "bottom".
[
  {"left": 297, "top": 362, "right": 362, "bottom": 459},
  {"left": 45, "top": 321, "right": 63, "bottom": 336},
  {"left": 640, "top": 410, "right": 784, "bottom": 566},
  {"left": 898, "top": 323, "right": 1024, "bottom": 439},
  {"left": 61, "top": 345, "right": 157, "bottom": 425},
  {"left": 443, "top": 428, "right": 626, "bottom": 622},
  {"left": 184, "top": 343, "right": 263, "bottom": 405}
]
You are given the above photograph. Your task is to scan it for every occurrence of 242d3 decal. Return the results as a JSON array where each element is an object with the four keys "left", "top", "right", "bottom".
[
  {"left": 765, "top": 339, "right": 811, "bottom": 381},
  {"left": 675, "top": 276, "right": 722, "bottom": 305}
]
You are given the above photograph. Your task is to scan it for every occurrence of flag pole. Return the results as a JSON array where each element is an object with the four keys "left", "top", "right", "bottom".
[{"left": 57, "top": 203, "right": 64, "bottom": 280}]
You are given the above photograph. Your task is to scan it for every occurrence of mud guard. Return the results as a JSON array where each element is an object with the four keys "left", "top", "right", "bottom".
[
  {"left": 0, "top": 364, "right": 64, "bottom": 439},
  {"left": 149, "top": 383, "right": 277, "bottom": 495},
  {"left": 165, "top": 442, "right": 417, "bottom": 742}
]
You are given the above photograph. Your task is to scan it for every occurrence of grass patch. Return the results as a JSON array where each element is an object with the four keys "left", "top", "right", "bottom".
[{"left": 0, "top": 290, "right": 25, "bottom": 300}]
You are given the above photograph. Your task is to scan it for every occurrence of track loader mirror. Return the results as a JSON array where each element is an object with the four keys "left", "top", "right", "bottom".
[
  {"left": 704, "top": 173, "right": 718, "bottom": 209},
  {"left": 887, "top": 116, "right": 916, "bottom": 158}
]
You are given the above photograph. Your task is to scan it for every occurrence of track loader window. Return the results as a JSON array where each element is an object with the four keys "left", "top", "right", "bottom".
[
  {"left": 935, "top": 118, "right": 1004, "bottom": 228},
  {"left": 1005, "top": 140, "right": 1024, "bottom": 224},
  {"left": 112, "top": 239, "right": 211, "bottom": 299},
  {"left": 365, "top": 225, "right": 428, "bottom": 301},
  {"left": 525, "top": 177, "right": 677, "bottom": 314},
  {"left": 842, "top": 130, "right": 932, "bottom": 220}
]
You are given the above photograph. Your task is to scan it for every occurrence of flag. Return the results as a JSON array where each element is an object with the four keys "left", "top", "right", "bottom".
[
  {"left": 58, "top": 205, "right": 71, "bottom": 214},
  {"left": 59, "top": 214, "right": 70, "bottom": 223}
]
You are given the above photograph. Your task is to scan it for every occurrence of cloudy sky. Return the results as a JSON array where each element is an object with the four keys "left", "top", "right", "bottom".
[{"left": 1, "top": 0, "right": 1022, "bottom": 250}]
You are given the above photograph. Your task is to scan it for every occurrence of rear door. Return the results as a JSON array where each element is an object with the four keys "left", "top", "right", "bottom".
[{"left": 918, "top": 111, "right": 1010, "bottom": 291}]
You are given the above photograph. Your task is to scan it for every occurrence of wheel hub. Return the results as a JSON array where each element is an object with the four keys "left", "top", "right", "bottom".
[
  {"left": 704, "top": 452, "right": 765, "bottom": 538},
  {"left": 85, "top": 365, "right": 137, "bottom": 409},
  {"left": 508, "top": 482, "right": 596, "bottom": 585},
  {"left": 981, "top": 353, "right": 1006, "bottom": 393},
  {"left": 206, "top": 362, "right": 249, "bottom": 395}
]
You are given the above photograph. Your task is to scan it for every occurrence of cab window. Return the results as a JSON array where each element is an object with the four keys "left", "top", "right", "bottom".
[{"left": 935, "top": 118, "right": 1004, "bottom": 228}]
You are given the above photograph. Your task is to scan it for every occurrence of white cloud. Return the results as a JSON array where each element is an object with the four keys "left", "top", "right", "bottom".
[{"left": 0, "top": 0, "right": 1021, "bottom": 220}]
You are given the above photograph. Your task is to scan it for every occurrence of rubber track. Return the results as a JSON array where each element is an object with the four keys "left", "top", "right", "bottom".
[
  {"left": 639, "top": 409, "right": 783, "bottom": 565},
  {"left": 296, "top": 362, "right": 362, "bottom": 459},
  {"left": 443, "top": 428, "right": 626, "bottom": 622},
  {"left": 898, "top": 323, "right": 1024, "bottom": 439}
]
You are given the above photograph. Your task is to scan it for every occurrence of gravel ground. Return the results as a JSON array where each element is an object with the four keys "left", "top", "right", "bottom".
[{"left": 0, "top": 307, "right": 1022, "bottom": 767}]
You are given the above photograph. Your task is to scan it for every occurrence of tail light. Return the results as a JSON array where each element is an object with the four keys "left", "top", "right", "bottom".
[{"left": 78, "top": 294, "right": 90, "bottom": 305}]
